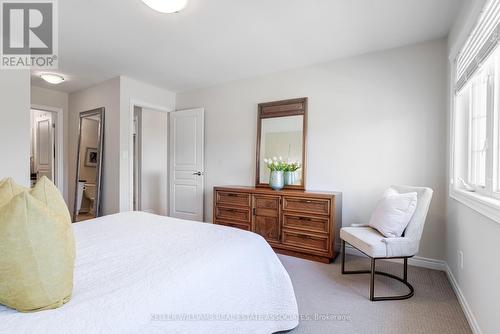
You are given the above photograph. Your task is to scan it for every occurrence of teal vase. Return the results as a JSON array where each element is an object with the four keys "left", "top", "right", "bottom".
[
  {"left": 284, "top": 171, "right": 296, "bottom": 185},
  {"left": 269, "top": 171, "right": 284, "bottom": 190}
]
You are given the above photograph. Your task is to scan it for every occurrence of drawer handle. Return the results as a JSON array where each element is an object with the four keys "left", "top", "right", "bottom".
[
  {"left": 298, "top": 217, "right": 312, "bottom": 221},
  {"left": 226, "top": 193, "right": 238, "bottom": 197},
  {"left": 225, "top": 209, "right": 237, "bottom": 212},
  {"left": 303, "top": 200, "right": 314, "bottom": 203},
  {"left": 299, "top": 235, "right": 313, "bottom": 240}
]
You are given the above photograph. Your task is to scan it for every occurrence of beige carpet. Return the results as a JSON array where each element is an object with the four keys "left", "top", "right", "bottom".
[{"left": 278, "top": 254, "right": 471, "bottom": 334}]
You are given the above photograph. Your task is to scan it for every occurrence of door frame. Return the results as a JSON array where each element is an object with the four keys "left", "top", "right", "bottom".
[
  {"left": 31, "top": 104, "right": 64, "bottom": 195},
  {"left": 128, "top": 99, "right": 173, "bottom": 212},
  {"left": 133, "top": 109, "right": 142, "bottom": 211}
]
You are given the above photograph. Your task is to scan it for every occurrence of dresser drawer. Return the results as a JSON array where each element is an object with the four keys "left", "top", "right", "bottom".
[
  {"left": 216, "top": 191, "right": 251, "bottom": 207},
  {"left": 283, "top": 214, "right": 329, "bottom": 234},
  {"left": 215, "top": 206, "right": 251, "bottom": 222},
  {"left": 215, "top": 220, "right": 251, "bottom": 231},
  {"left": 282, "top": 230, "right": 329, "bottom": 253},
  {"left": 283, "top": 197, "right": 330, "bottom": 216},
  {"left": 213, "top": 186, "right": 341, "bottom": 263}
]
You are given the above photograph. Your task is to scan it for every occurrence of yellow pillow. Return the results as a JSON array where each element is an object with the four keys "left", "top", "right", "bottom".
[
  {"left": 31, "top": 176, "right": 73, "bottom": 225},
  {"left": 30, "top": 177, "right": 75, "bottom": 261},
  {"left": 0, "top": 178, "right": 26, "bottom": 208},
  {"left": 0, "top": 177, "right": 75, "bottom": 312}
]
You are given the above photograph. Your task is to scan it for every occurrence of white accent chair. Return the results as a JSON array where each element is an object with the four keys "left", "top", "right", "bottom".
[{"left": 340, "top": 185, "right": 433, "bottom": 301}]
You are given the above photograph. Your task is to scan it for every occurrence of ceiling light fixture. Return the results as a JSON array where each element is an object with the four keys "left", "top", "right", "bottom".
[
  {"left": 141, "top": 0, "right": 188, "bottom": 13},
  {"left": 40, "top": 73, "right": 65, "bottom": 85}
]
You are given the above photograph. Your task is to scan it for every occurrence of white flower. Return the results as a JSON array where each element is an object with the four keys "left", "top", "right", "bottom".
[
  {"left": 279, "top": 156, "right": 283, "bottom": 161},
  {"left": 264, "top": 158, "right": 268, "bottom": 163},
  {"left": 273, "top": 156, "right": 277, "bottom": 161}
]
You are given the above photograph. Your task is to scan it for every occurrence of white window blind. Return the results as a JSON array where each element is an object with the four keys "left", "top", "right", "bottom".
[{"left": 456, "top": 0, "right": 500, "bottom": 91}]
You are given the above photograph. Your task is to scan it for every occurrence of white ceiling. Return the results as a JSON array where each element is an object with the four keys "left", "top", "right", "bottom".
[{"left": 31, "top": 0, "right": 464, "bottom": 93}]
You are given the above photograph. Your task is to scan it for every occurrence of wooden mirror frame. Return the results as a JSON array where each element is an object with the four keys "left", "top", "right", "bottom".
[{"left": 255, "top": 97, "right": 307, "bottom": 190}]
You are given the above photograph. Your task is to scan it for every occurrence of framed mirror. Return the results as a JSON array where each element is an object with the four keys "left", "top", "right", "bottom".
[
  {"left": 256, "top": 98, "right": 307, "bottom": 190},
  {"left": 73, "top": 108, "right": 105, "bottom": 222}
]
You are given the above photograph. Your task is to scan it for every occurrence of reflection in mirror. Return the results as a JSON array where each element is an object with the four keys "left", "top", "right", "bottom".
[
  {"left": 259, "top": 115, "right": 304, "bottom": 185},
  {"left": 73, "top": 108, "right": 104, "bottom": 222}
]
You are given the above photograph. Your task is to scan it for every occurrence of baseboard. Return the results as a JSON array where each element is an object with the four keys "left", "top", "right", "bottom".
[
  {"left": 343, "top": 244, "right": 482, "bottom": 334},
  {"left": 343, "top": 244, "right": 447, "bottom": 271},
  {"left": 406, "top": 256, "right": 447, "bottom": 271},
  {"left": 445, "top": 264, "right": 483, "bottom": 334}
]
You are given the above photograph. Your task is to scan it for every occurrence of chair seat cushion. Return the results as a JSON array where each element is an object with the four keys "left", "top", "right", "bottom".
[{"left": 340, "top": 227, "right": 387, "bottom": 258}]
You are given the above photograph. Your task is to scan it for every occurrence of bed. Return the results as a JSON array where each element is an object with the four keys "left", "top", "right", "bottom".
[{"left": 0, "top": 211, "right": 299, "bottom": 334}]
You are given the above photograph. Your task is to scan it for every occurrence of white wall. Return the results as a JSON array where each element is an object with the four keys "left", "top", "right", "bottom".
[
  {"left": 139, "top": 108, "right": 168, "bottom": 215},
  {"left": 447, "top": 1, "right": 500, "bottom": 333},
  {"left": 31, "top": 86, "right": 69, "bottom": 201},
  {"left": 177, "top": 39, "right": 448, "bottom": 261},
  {"left": 0, "top": 70, "right": 30, "bottom": 186},
  {"left": 69, "top": 77, "right": 121, "bottom": 216}
]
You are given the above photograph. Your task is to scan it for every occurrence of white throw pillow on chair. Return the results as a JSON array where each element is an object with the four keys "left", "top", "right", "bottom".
[{"left": 368, "top": 188, "right": 418, "bottom": 238}]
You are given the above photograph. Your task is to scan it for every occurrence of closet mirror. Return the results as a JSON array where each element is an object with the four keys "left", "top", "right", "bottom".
[
  {"left": 73, "top": 108, "right": 105, "bottom": 222},
  {"left": 256, "top": 98, "right": 307, "bottom": 190}
]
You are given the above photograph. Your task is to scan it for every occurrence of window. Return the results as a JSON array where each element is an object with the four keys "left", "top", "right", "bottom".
[
  {"left": 468, "top": 75, "right": 488, "bottom": 189},
  {"left": 454, "top": 50, "right": 497, "bottom": 195},
  {"left": 451, "top": 0, "right": 500, "bottom": 222}
]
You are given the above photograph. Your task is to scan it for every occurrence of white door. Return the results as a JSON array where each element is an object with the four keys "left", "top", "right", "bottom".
[
  {"left": 169, "top": 108, "right": 204, "bottom": 221},
  {"left": 35, "top": 112, "right": 54, "bottom": 181}
]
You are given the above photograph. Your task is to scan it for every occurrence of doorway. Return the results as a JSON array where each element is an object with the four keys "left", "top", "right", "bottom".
[
  {"left": 133, "top": 106, "right": 169, "bottom": 215},
  {"left": 130, "top": 104, "right": 205, "bottom": 221},
  {"left": 30, "top": 109, "right": 57, "bottom": 187}
]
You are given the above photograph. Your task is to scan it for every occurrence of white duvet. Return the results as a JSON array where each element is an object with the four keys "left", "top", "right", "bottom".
[{"left": 0, "top": 212, "right": 299, "bottom": 334}]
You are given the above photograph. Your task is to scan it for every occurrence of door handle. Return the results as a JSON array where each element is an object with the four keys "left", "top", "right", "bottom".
[{"left": 193, "top": 171, "right": 203, "bottom": 176}]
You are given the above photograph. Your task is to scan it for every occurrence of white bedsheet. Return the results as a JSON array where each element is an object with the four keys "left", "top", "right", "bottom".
[{"left": 0, "top": 212, "right": 299, "bottom": 334}]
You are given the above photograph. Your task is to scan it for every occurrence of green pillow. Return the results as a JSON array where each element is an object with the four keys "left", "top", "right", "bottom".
[{"left": 0, "top": 177, "right": 75, "bottom": 312}]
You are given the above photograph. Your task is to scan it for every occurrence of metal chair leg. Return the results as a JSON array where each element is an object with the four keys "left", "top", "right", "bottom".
[
  {"left": 341, "top": 239, "right": 346, "bottom": 274},
  {"left": 404, "top": 258, "right": 408, "bottom": 282},
  {"left": 341, "top": 241, "right": 414, "bottom": 301},
  {"left": 370, "top": 258, "right": 375, "bottom": 301}
]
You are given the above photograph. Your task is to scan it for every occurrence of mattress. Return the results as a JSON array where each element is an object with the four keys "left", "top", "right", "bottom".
[{"left": 0, "top": 211, "right": 299, "bottom": 334}]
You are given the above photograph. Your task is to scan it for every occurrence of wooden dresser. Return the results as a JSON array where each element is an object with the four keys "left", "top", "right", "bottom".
[{"left": 213, "top": 186, "right": 342, "bottom": 263}]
